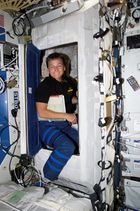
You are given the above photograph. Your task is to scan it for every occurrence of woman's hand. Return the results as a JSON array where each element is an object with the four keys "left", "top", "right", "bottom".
[
  {"left": 65, "top": 113, "right": 77, "bottom": 124},
  {"left": 72, "top": 96, "right": 78, "bottom": 104}
]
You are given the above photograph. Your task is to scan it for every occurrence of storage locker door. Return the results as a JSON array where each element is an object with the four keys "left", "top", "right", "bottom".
[{"left": 0, "top": 71, "right": 9, "bottom": 164}]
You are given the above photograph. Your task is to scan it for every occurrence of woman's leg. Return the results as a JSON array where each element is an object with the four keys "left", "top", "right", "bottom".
[
  {"left": 39, "top": 121, "right": 78, "bottom": 181},
  {"left": 43, "top": 131, "right": 76, "bottom": 180}
]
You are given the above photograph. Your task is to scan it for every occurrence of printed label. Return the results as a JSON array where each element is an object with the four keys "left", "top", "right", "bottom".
[{"left": 14, "top": 91, "right": 19, "bottom": 110}]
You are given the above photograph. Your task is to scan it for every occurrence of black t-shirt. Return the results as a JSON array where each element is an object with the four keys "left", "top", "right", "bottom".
[{"left": 35, "top": 75, "right": 77, "bottom": 113}]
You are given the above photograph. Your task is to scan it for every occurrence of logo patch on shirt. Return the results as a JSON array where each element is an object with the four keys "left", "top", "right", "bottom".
[{"left": 67, "top": 87, "right": 73, "bottom": 93}]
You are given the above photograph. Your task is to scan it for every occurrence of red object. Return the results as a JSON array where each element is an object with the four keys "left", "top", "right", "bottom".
[{"left": 0, "top": 15, "right": 4, "bottom": 27}]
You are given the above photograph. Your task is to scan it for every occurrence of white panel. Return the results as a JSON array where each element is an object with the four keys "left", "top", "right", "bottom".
[
  {"left": 122, "top": 46, "right": 140, "bottom": 114},
  {"left": 122, "top": 28, "right": 140, "bottom": 210},
  {"left": 122, "top": 112, "right": 140, "bottom": 135},
  {"left": 121, "top": 136, "right": 140, "bottom": 155},
  {"left": 124, "top": 179, "right": 140, "bottom": 210},
  {"left": 31, "top": 0, "right": 84, "bottom": 26},
  {"left": 18, "top": 44, "right": 27, "bottom": 155},
  {"left": 121, "top": 152, "right": 140, "bottom": 177}
]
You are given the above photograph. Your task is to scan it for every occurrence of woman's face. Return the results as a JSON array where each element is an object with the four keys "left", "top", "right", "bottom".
[{"left": 47, "top": 58, "right": 65, "bottom": 81}]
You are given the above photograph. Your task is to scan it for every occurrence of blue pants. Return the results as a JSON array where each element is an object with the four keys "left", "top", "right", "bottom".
[{"left": 39, "top": 121, "right": 79, "bottom": 181}]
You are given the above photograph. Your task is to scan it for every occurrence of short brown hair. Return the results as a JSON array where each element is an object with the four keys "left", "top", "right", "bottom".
[{"left": 46, "top": 52, "right": 66, "bottom": 67}]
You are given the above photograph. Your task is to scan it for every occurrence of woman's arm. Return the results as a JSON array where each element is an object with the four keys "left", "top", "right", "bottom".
[{"left": 36, "top": 102, "right": 77, "bottom": 124}]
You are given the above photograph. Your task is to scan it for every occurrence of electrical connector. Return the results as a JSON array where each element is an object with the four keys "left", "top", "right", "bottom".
[
  {"left": 11, "top": 108, "right": 17, "bottom": 118},
  {"left": 20, "top": 154, "right": 32, "bottom": 167}
]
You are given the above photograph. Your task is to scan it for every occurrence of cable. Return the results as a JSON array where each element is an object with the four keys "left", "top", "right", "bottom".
[
  {"left": 12, "top": 17, "right": 26, "bottom": 37},
  {"left": 0, "top": 122, "right": 20, "bottom": 160},
  {"left": 0, "top": 30, "right": 14, "bottom": 39},
  {"left": 13, "top": 163, "right": 42, "bottom": 187},
  {"left": 0, "top": 76, "right": 6, "bottom": 94},
  {"left": 8, "top": 115, "right": 20, "bottom": 174},
  {"left": 0, "top": 56, "right": 18, "bottom": 70},
  {"left": 11, "top": 4, "right": 50, "bottom": 37}
]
